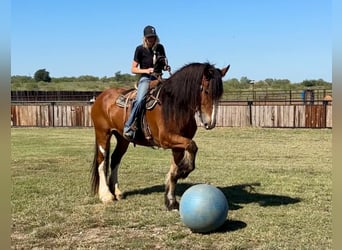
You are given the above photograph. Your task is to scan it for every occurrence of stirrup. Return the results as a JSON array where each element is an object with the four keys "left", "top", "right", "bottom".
[
  {"left": 123, "top": 130, "right": 135, "bottom": 141},
  {"left": 130, "top": 119, "right": 138, "bottom": 131}
]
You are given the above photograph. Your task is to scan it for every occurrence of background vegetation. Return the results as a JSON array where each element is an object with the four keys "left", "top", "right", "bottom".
[
  {"left": 11, "top": 70, "right": 332, "bottom": 92},
  {"left": 12, "top": 127, "right": 332, "bottom": 249}
]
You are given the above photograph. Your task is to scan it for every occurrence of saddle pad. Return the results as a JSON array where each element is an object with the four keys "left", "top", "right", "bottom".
[
  {"left": 115, "top": 86, "right": 162, "bottom": 110},
  {"left": 116, "top": 95, "right": 130, "bottom": 108}
]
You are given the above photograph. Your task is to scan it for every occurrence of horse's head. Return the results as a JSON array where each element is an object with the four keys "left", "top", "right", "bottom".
[
  {"left": 153, "top": 56, "right": 169, "bottom": 74},
  {"left": 159, "top": 62, "right": 229, "bottom": 131},
  {"left": 198, "top": 64, "right": 230, "bottom": 129}
]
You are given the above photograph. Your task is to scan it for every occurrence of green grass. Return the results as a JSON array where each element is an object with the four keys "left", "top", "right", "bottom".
[{"left": 11, "top": 127, "right": 332, "bottom": 249}]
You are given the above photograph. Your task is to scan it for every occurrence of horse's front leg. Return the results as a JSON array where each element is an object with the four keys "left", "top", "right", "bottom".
[{"left": 165, "top": 140, "right": 198, "bottom": 210}]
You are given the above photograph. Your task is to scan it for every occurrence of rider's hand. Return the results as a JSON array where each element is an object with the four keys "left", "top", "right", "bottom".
[
  {"left": 164, "top": 65, "right": 171, "bottom": 72},
  {"left": 146, "top": 68, "right": 154, "bottom": 74}
]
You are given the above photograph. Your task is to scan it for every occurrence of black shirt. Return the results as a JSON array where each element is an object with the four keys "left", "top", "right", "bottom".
[{"left": 133, "top": 44, "right": 166, "bottom": 70}]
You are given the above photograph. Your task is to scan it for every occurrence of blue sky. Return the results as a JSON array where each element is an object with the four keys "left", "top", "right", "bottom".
[{"left": 11, "top": 0, "right": 332, "bottom": 82}]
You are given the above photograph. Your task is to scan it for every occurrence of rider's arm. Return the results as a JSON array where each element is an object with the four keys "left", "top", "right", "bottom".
[{"left": 131, "top": 60, "right": 153, "bottom": 75}]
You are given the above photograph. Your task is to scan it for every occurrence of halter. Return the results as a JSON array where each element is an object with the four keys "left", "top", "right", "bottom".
[
  {"left": 198, "top": 75, "right": 219, "bottom": 129},
  {"left": 195, "top": 76, "right": 211, "bottom": 116}
]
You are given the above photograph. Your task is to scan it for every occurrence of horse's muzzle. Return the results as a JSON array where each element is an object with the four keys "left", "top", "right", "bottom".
[
  {"left": 204, "top": 123, "right": 216, "bottom": 130},
  {"left": 198, "top": 103, "right": 218, "bottom": 130},
  {"left": 198, "top": 112, "right": 216, "bottom": 130}
]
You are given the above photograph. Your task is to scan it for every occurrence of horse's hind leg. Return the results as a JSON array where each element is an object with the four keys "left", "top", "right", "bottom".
[
  {"left": 165, "top": 141, "right": 198, "bottom": 210},
  {"left": 92, "top": 129, "right": 115, "bottom": 204},
  {"left": 108, "top": 132, "right": 130, "bottom": 200}
]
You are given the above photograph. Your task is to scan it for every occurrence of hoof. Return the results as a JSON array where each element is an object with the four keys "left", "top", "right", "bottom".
[
  {"left": 166, "top": 201, "right": 179, "bottom": 211},
  {"left": 115, "top": 192, "right": 125, "bottom": 201},
  {"left": 100, "top": 193, "right": 115, "bottom": 204}
]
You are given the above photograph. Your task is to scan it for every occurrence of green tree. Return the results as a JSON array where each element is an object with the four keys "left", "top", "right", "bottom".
[
  {"left": 301, "top": 79, "right": 331, "bottom": 88},
  {"left": 77, "top": 75, "right": 99, "bottom": 82},
  {"left": 11, "top": 75, "right": 34, "bottom": 83},
  {"left": 225, "top": 78, "right": 240, "bottom": 89},
  {"left": 240, "top": 76, "right": 252, "bottom": 85},
  {"left": 264, "top": 78, "right": 274, "bottom": 86},
  {"left": 34, "top": 69, "right": 51, "bottom": 82}
]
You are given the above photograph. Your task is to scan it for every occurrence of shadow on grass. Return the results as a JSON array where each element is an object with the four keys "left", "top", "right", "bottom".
[
  {"left": 190, "top": 220, "right": 248, "bottom": 234},
  {"left": 219, "top": 219, "right": 247, "bottom": 232},
  {"left": 123, "top": 182, "right": 301, "bottom": 210},
  {"left": 123, "top": 182, "right": 300, "bottom": 233},
  {"left": 220, "top": 182, "right": 301, "bottom": 210}
]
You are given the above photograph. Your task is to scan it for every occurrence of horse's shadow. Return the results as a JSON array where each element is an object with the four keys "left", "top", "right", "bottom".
[
  {"left": 124, "top": 182, "right": 301, "bottom": 210},
  {"left": 123, "top": 182, "right": 301, "bottom": 233}
]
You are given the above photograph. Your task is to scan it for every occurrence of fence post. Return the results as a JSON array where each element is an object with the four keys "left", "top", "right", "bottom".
[
  {"left": 51, "top": 102, "right": 55, "bottom": 127},
  {"left": 322, "top": 100, "right": 328, "bottom": 128},
  {"left": 247, "top": 100, "right": 253, "bottom": 126}
]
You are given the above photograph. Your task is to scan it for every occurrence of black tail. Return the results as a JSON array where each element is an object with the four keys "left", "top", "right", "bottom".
[{"left": 90, "top": 139, "right": 110, "bottom": 195}]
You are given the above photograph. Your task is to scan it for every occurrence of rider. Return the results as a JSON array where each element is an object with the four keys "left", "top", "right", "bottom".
[{"left": 123, "top": 25, "right": 170, "bottom": 140}]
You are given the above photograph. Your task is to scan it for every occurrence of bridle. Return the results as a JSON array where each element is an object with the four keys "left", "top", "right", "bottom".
[{"left": 200, "top": 75, "right": 210, "bottom": 94}]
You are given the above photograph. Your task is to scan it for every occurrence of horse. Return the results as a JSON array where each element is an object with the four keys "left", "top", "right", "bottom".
[{"left": 90, "top": 62, "right": 230, "bottom": 210}]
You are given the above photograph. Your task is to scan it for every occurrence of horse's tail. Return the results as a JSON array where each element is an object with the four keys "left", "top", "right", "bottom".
[{"left": 91, "top": 138, "right": 110, "bottom": 195}]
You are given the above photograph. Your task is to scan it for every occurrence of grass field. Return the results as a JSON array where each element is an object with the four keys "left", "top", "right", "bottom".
[{"left": 11, "top": 127, "right": 332, "bottom": 249}]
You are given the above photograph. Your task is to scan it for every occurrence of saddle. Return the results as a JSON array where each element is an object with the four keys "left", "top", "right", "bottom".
[{"left": 115, "top": 79, "right": 163, "bottom": 144}]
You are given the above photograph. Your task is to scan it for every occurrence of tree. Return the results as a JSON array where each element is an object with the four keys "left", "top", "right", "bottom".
[
  {"left": 240, "top": 76, "right": 252, "bottom": 85},
  {"left": 301, "top": 79, "right": 331, "bottom": 88},
  {"left": 11, "top": 75, "right": 34, "bottom": 83},
  {"left": 78, "top": 75, "right": 99, "bottom": 82},
  {"left": 34, "top": 69, "right": 51, "bottom": 82}
]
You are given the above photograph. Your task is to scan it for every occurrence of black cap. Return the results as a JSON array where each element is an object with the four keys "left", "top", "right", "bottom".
[{"left": 143, "top": 25, "right": 157, "bottom": 37}]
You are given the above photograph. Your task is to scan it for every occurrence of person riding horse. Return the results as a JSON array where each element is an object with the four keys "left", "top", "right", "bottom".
[
  {"left": 91, "top": 62, "right": 229, "bottom": 210},
  {"left": 123, "top": 25, "right": 171, "bottom": 141}
]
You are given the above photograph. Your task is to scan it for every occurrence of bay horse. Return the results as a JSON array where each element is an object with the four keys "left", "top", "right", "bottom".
[{"left": 90, "top": 62, "right": 230, "bottom": 210}]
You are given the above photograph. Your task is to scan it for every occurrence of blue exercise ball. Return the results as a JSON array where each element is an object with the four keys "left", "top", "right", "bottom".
[{"left": 179, "top": 184, "right": 228, "bottom": 233}]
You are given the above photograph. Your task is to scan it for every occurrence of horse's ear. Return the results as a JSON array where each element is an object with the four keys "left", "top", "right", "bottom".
[
  {"left": 220, "top": 64, "right": 230, "bottom": 77},
  {"left": 204, "top": 66, "right": 216, "bottom": 80}
]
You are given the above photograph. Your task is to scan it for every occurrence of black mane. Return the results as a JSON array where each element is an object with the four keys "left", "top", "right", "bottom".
[{"left": 159, "top": 62, "right": 223, "bottom": 129}]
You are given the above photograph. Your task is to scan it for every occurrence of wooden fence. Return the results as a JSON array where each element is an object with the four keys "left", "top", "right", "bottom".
[
  {"left": 11, "top": 89, "right": 332, "bottom": 104},
  {"left": 11, "top": 101, "right": 332, "bottom": 128}
]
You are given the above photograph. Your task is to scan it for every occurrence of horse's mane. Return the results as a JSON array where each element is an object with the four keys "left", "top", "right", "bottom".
[{"left": 160, "top": 62, "right": 223, "bottom": 129}]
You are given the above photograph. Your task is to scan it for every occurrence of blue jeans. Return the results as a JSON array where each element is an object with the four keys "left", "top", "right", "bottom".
[{"left": 124, "top": 76, "right": 154, "bottom": 133}]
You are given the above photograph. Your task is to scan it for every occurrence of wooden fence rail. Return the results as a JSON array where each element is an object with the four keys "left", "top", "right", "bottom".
[{"left": 11, "top": 101, "right": 332, "bottom": 128}]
